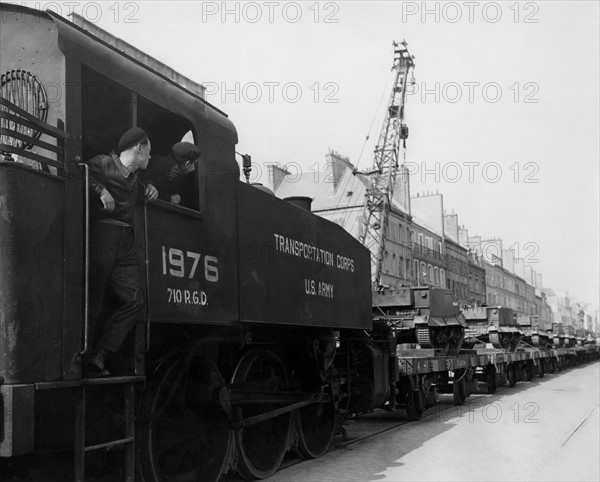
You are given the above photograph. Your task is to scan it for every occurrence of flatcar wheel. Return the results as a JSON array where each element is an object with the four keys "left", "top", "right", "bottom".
[
  {"left": 139, "top": 355, "right": 232, "bottom": 482},
  {"left": 422, "top": 376, "right": 438, "bottom": 408},
  {"left": 425, "top": 387, "right": 439, "bottom": 408},
  {"left": 296, "top": 400, "right": 337, "bottom": 459},
  {"left": 538, "top": 359, "right": 545, "bottom": 378},
  {"left": 507, "top": 364, "right": 517, "bottom": 387},
  {"left": 405, "top": 389, "right": 424, "bottom": 421},
  {"left": 232, "top": 350, "right": 291, "bottom": 480},
  {"left": 453, "top": 371, "right": 466, "bottom": 406},
  {"left": 525, "top": 363, "right": 534, "bottom": 382},
  {"left": 486, "top": 366, "right": 497, "bottom": 394}
]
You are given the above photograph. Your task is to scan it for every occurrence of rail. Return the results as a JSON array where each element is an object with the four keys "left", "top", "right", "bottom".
[{"left": 0, "top": 96, "right": 68, "bottom": 170}]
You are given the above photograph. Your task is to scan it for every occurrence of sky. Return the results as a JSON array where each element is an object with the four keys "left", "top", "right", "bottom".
[{"left": 15, "top": 0, "right": 599, "bottom": 308}]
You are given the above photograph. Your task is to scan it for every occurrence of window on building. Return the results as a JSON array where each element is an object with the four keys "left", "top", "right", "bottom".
[
  {"left": 399, "top": 256, "right": 404, "bottom": 278},
  {"left": 418, "top": 233, "right": 424, "bottom": 246},
  {"left": 420, "top": 262, "right": 426, "bottom": 283},
  {"left": 434, "top": 267, "right": 439, "bottom": 286},
  {"left": 438, "top": 242, "right": 443, "bottom": 254},
  {"left": 428, "top": 265, "right": 433, "bottom": 285},
  {"left": 440, "top": 269, "right": 445, "bottom": 288}
]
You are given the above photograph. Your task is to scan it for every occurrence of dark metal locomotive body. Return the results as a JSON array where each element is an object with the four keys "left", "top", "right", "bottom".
[{"left": 0, "top": 5, "right": 373, "bottom": 480}]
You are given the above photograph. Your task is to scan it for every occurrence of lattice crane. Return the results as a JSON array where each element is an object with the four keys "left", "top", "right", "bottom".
[{"left": 357, "top": 40, "right": 415, "bottom": 288}]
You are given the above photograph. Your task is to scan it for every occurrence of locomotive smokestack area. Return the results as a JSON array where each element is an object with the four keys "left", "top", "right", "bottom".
[{"left": 284, "top": 196, "right": 313, "bottom": 211}]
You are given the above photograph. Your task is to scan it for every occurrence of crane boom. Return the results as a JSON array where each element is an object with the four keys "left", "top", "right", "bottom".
[{"left": 358, "top": 41, "right": 415, "bottom": 287}]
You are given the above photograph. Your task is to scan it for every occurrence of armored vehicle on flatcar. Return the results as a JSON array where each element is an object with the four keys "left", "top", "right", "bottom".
[
  {"left": 462, "top": 306, "right": 522, "bottom": 352},
  {"left": 551, "top": 323, "right": 566, "bottom": 347},
  {"left": 563, "top": 325, "right": 577, "bottom": 348},
  {"left": 516, "top": 314, "right": 550, "bottom": 348},
  {"left": 372, "top": 286, "right": 466, "bottom": 353}
]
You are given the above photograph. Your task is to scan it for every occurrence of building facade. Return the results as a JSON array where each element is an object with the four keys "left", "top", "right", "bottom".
[{"left": 466, "top": 251, "right": 487, "bottom": 307}]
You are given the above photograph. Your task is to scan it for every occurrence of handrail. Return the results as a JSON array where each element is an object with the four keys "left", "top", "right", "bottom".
[
  {"left": 0, "top": 127, "right": 65, "bottom": 154},
  {"left": 78, "top": 163, "right": 90, "bottom": 356},
  {"left": 0, "top": 97, "right": 69, "bottom": 139},
  {"left": 143, "top": 203, "right": 151, "bottom": 353},
  {"left": 0, "top": 144, "right": 64, "bottom": 169},
  {"left": 0, "top": 111, "right": 66, "bottom": 141},
  {"left": 1, "top": 95, "right": 69, "bottom": 170}
]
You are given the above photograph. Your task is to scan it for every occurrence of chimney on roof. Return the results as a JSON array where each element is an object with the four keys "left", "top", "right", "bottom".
[
  {"left": 394, "top": 164, "right": 411, "bottom": 213},
  {"left": 268, "top": 164, "right": 291, "bottom": 192},
  {"left": 326, "top": 149, "right": 353, "bottom": 192}
]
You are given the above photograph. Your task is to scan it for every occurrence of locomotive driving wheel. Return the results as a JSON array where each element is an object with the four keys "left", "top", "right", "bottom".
[
  {"left": 296, "top": 398, "right": 337, "bottom": 459},
  {"left": 139, "top": 354, "right": 232, "bottom": 482},
  {"left": 232, "top": 350, "right": 291, "bottom": 480}
]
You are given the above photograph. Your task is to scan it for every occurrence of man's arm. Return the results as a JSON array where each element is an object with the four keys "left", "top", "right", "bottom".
[
  {"left": 87, "top": 156, "right": 116, "bottom": 212},
  {"left": 146, "top": 162, "right": 182, "bottom": 202}
]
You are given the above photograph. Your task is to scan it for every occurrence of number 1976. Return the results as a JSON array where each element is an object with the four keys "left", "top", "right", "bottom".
[{"left": 161, "top": 246, "right": 219, "bottom": 282}]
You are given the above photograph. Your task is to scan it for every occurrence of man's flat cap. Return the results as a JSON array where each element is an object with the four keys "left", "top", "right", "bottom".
[
  {"left": 118, "top": 127, "right": 148, "bottom": 153},
  {"left": 172, "top": 142, "right": 201, "bottom": 164}
]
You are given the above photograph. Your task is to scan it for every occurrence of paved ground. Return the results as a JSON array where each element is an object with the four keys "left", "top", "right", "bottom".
[{"left": 266, "top": 362, "right": 600, "bottom": 482}]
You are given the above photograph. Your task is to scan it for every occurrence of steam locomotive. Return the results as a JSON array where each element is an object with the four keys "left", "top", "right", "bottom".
[{"left": 0, "top": 5, "right": 392, "bottom": 481}]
